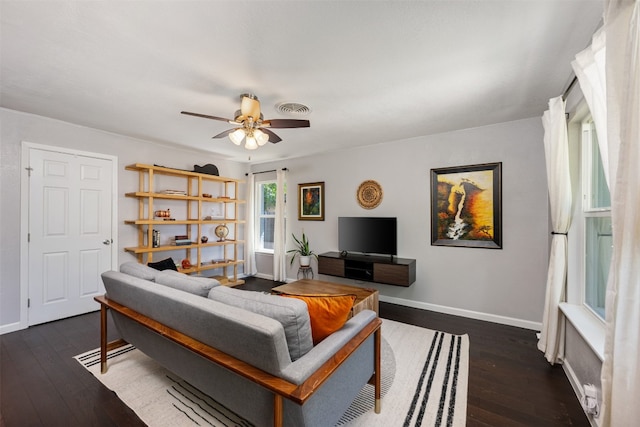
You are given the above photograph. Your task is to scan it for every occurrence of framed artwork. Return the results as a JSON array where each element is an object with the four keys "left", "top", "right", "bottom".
[
  {"left": 298, "top": 182, "right": 325, "bottom": 221},
  {"left": 430, "top": 162, "right": 502, "bottom": 249}
]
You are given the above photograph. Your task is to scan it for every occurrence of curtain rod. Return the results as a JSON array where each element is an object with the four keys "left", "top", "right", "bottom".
[
  {"left": 562, "top": 75, "right": 578, "bottom": 101},
  {"left": 245, "top": 167, "right": 288, "bottom": 176}
]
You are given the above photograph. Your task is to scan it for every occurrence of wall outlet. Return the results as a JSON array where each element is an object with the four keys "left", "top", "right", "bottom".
[{"left": 582, "top": 383, "right": 600, "bottom": 417}]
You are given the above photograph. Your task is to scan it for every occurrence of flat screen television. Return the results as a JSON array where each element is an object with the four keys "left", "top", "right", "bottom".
[{"left": 338, "top": 217, "right": 397, "bottom": 256}]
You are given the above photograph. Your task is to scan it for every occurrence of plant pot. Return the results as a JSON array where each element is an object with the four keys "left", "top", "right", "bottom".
[{"left": 299, "top": 256, "right": 311, "bottom": 267}]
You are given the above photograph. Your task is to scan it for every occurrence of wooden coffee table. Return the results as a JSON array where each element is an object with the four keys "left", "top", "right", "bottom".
[{"left": 272, "top": 279, "right": 379, "bottom": 316}]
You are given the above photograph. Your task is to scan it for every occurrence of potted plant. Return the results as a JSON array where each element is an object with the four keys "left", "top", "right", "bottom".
[{"left": 287, "top": 232, "right": 317, "bottom": 267}]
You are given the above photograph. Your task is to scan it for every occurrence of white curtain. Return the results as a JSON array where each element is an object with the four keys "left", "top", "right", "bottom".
[
  {"left": 600, "top": 1, "right": 640, "bottom": 425},
  {"left": 272, "top": 169, "right": 288, "bottom": 282},
  {"left": 572, "top": 28, "right": 610, "bottom": 187},
  {"left": 537, "top": 96, "right": 573, "bottom": 364},
  {"left": 243, "top": 173, "right": 257, "bottom": 276}
]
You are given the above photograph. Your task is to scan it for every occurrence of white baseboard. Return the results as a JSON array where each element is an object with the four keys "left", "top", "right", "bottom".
[
  {"left": 378, "top": 294, "right": 542, "bottom": 331},
  {"left": 238, "top": 275, "right": 542, "bottom": 330},
  {"left": 0, "top": 321, "right": 26, "bottom": 335},
  {"left": 252, "top": 273, "right": 297, "bottom": 283}
]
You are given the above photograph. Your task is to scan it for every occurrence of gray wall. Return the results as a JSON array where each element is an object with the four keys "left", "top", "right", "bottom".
[
  {"left": 0, "top": 108, "right": 248, "bottom": 330},
  {"left": 1, "top": 108, "right": 550, "bottom": 331},
  {"left": 253, "top": 117, "right": 550, "bottom": 328}
]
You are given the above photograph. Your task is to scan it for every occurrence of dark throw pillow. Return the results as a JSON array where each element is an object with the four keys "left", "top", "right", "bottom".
[{"left": 147, "top": 257, "right": 178, "bottom": 272}]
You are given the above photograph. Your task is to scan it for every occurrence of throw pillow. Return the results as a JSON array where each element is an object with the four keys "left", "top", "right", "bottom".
[
  {"left": 155, "top": 270, "right": 220, "bottom": 297},
  {"left": 279, "top": 294, "right": 356, "bottom": 344},
  {"left": 208, "top": 287, "right": 313, "bottom": 361},
  {"left": 147, "top": 257, "right": 178, "bottom": 272},
  {"left": 119, "top": 262, "right": 160, "bottom": 281}
]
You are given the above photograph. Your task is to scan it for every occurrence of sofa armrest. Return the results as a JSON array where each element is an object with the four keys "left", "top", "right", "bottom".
[{"left": 279, "top": 310, "right": 378, "bottom": 384}]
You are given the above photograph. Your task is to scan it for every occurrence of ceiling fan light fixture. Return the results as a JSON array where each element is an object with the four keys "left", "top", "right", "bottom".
[
  {"left": 254, "top": 129, "right": 269, "bottom": 146},
  {"left": 182, "top": 92, "right": 310, "bottom": 150},
  {"left": 229, "top": 128, "right": 245, "bottom": 145},
  {"left": 244, "top": 135, "right": 258, "bottom": 150}
]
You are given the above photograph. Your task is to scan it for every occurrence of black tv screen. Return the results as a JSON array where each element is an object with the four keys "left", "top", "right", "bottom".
[{"left": 338, "top": 217, "right": 397, "bottom": 256}]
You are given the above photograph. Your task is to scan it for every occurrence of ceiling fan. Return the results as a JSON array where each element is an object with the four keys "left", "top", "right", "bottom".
[{"left": 181, "top": 93, "right": 310, "bottom": 150}]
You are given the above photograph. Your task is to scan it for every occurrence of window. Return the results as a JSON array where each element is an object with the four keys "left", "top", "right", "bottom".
[
  {"left": 255, "top": 180, "right": 287, "bottom": 253},
  {"left": 256, "top": 181, "right": 276, "bottom": 252},
  {"left": 581, "top": 119, "right": 611, "bottom": 319}
]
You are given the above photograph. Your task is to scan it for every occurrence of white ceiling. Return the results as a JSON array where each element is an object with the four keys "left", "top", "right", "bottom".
[{"left": 1, "top": 1, "right": 603, "bottom": 164}]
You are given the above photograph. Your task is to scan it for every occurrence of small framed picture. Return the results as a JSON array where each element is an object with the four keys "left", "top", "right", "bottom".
[
  {"left": 430, "top": 162, "right": 502, "bottom": 249},
  {"left": 298, "top": 182, "right": 324, "bottom": 221}
]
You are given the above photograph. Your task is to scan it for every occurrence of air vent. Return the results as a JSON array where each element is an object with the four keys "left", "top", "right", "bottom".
[{"left": 275, "top": 102, "right": 311, "bottom": 116}]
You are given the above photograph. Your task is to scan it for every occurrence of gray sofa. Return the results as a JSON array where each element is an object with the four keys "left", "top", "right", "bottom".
[{"left": 97, "top": 263, "right": 381, "bottom": 427}]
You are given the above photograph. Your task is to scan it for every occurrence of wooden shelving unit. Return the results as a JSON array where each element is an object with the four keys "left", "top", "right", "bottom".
[{"left": 124, "top": 163, "right": 246, "bottom": 286}]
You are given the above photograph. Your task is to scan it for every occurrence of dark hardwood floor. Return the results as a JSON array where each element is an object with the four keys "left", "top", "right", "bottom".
[{"left": 0, "top": 277, "right": 588, "bottom": 427}]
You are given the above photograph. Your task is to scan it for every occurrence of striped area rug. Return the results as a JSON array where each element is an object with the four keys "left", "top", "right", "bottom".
[
  {"left": 337, "top": 319, "right": 469, "bottom": 426},
  {"left": 75, "top": 319, "right": 468, "bottom": 426}
]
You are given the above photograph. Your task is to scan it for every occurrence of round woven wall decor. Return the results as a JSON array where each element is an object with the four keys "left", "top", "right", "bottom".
[{"left": 357, "top": 180, "right": 383, "bottom": 209}]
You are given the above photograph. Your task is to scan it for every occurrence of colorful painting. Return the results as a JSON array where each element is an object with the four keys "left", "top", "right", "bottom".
[
  {"left": 430, "top": 162, "right": 502, "bottom": 249},
  {"left": 298, "top": 182, "right": 324, "bottom": 221}
]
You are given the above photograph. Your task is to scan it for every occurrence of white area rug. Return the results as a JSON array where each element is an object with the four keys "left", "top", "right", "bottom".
[{"left": 75, "top": 319, "right": 468, "bottom": 426}]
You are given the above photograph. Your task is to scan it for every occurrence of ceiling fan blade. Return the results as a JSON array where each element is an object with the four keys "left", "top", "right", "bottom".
[
  {"left": 239, "top": 94, "right": 261, "bottom": 121},
  {"left": 181, "top": 111, "right": 235, "bottom": 123},
  {"left": 264, "top": 119, "right": 310, "bottom": 128},
  {"left": 260, "top": 128, "right": 282, "bottom": 143},
  {"left": 212, "top": 128, "right": 237, "bottom": 139}
]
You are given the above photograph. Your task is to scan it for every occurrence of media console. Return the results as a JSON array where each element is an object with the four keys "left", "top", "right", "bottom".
[{"left": 318, "top": 251, "right": 416, "bottom": 287}]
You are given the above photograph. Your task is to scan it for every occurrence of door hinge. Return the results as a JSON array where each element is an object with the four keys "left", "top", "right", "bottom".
[
  {"left": 27, "top": 298, "right": 30, "bottom": 308},
  {"left": 27, "top": 233, "right": 30, "bottom": 243},
  {"left": 25, "top": 167, "right": 33, "bottom": 177}
]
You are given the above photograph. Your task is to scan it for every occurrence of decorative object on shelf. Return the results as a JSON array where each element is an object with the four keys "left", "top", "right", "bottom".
[
  {"left": 430, "top": 162, "right": 502, "bottom": 249},
  {"left": 201, "top": 235, "right": 209, "bottom": 243},
  {"left": 214, "top": 224, "right": 229, "bottom": 242},
  {"left": 202, "top": 193, "right": 212, "bottom": 198},
  {"left": 193, "top": 164, "right": 219, "bottom": 176},
  {"left": 152, "top": 230, "right": 160, "bottom": 248},
  {"left": 181, "top": 259, "right": 192, "bottom": 269},
  {"left": 175, "top": 235, "right": 192, "bottom": 246},
  {"left": 357, "top": 180, "right": 383, "bottom": 209},
  {"left": 298, "top": 182, "right": 324, "bottom": 221},
  {"left": 154, "top": 209, "right": 171, "bottom": 218},
  {"left": 287, "top": 232, "right": 317, "bottom": 266},
  {"left": 160, "top": 190, "right": 187, "bottom": 196}
]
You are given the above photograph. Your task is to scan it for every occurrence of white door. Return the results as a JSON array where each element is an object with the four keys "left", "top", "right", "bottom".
[{"left": 28, "top": 149, "right": 113, "bottom": 325}]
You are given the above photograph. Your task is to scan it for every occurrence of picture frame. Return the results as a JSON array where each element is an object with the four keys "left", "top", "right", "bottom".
[
  {"left": 430, "top": 162, "right": 502, "bottom": 249},
  {"left": 298, "top": 182, "right": 325, "bottom": 221}
]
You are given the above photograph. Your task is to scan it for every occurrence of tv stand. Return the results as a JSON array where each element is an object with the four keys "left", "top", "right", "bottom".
[{"left": 318, "top": 252, "right": 416, "bottom": 287}]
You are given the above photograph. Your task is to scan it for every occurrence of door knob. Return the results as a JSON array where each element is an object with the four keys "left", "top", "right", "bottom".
[{"left": 103, "top": 239, "right": 112, "bottom": 245}]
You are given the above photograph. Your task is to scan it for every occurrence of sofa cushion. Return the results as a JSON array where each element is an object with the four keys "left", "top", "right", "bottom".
[
  {"left": 147, "top": 257, "right": 178, "bottom": 272},
  {"left": 208, "top": 287, "right": 313, "bottom": 361},
  {"left": 279, "top": 294, "right": 356, "bottom": 344},
  {"left": 120, "top": 262, "right": 160, "bottom": 281},
  {"left": 155, "top": 270, "right": 220, "bottom": 297}
]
